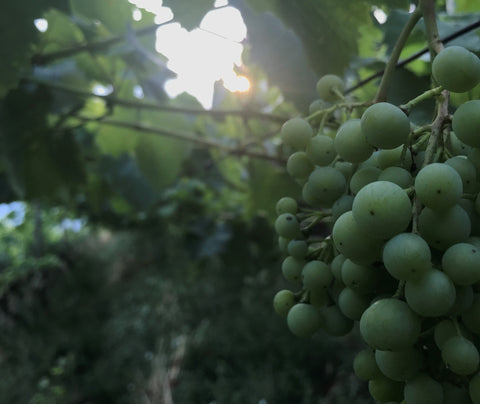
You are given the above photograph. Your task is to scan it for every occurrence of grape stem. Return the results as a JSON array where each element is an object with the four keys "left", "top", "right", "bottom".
[
  {"left": 400, "top": 85, "right": 443, "bottom": 115},
  {"left": 392, "top": 280, "right": 405, "bottom": 299},
  {"left": 374, "top": 4, "right": 423, "bottom": 102},
  {"left": 305, "top": 101, "right": 371, "bottom": 123}
]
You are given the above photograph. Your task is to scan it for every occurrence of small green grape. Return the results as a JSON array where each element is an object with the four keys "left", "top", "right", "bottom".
[
  {"left": 287, "top": 239, "right": 308, "bottom": 259},
  {"left": 287, "top": 303, "right": 322, "bottom": 337},
  {"left": 273, "top": 289, "right": 296, "bottom": 317},
  {"left": 286, "top": 151, "right": 314, "bottom": 179},
  {"left": 442, "top": 336, "right": 479, "bottom": 375},
  {"left": 334, "top": 119, "right": 373, "bottom": 163},
  {"left": 281, "top": 117, "right": 313, "bottom": 149},
  {"left": 316, "top": 74, "right": 345, "bottom": 102},
  {"left": 302, "top": 260, "right": 333, "bottom": 291},
  {"left": 404, "top": 373, "right": 444, "bottom": 404},
  {"left": 307, "top": 135, "right": 336, "bottom": 166},
  {"left": 275, "top": 213, "right": 301, "bottom": 239},
  {"left": 353, "top": 349, "right": 382, "bottom": 381},
  {"left": 276, "top": 197, "right": 298, "bottom": 215},
  {"left": 452, "top": 100, "right": 480, "bottom": 148},
  {"left": 282, "top": 256, "right": 305, "bottom": 283}
]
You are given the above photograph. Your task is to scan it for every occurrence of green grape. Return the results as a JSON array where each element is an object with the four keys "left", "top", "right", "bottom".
[
  {"left": 306, "top": 135, "right": 336, "bottom": 166},
  {"left": 353, "top": 348, "right": 382, "bottom": 381},
  {"left": 469, "top": 371, "right": 480, "bottom": 404},
  {"left": 461, "top": 294, "right": 480, "bottom": 334},
  {"left": 332, "top": 194, "right": 354, "bottom": 222},
  {"left": 412, "top": 150, "right": 425, "bottom": 173},
  {"left": 316, "top": 74, "right": 345, "bottom": 102},
  {"left": 330, "top": 254, "right": 347, "bottom": 282},
  {"left": 415, "top": 163, "right": 463, "bottom": 211},
  {"left": 418, "top": 205, "right": 471, "bottom": 250},
  {"left": 287, "top": 303, "right": 322, "bottom": 337},
  {"left": 361, "top": 102, "right": 410, "bottom": 149},
  {"left": 368, "top": 375, "right": 405, "bottom": 403},
  {"left": 287, "top": 239, "right": 308, "bottom": 259},
  {"left": 404, "top": 268, "right": 456, "bottom": 317},
  {"left": 276, "top": 197, "right": 298, "bottom": 215},
  {"left": 442, "top": 243, "right": 480, "bottom": 286},
  {"left": 452, "top": 100, "right": 480, "bottom": 148},
  {"left": 449, "top": 131, "right": 472, "bottom": 156},
  {"left": 275, "top": 213, "right": 301, "bottom": 239},
  {"left": 280, "top": 117, "right": 313, "bottom": 150},
  {"left": 442, "top": 336, "right": 479, "bottom": 375},
  {"left": 442, "top": 381, "right": 473, "bottom": 404},
  {"left": 358, "top": 150, "right": 382, "bottom": 169},
  {"left": 334, "top": 119, "right": 373, "bottom": 163},
  {"left": 321, "top": 304, "right": 354, "bottom": 336},
  {"left": 332, "top": 211, "right": 383, "bottom": 264},
  {"left": 374, "top": 347, "right": 423, "bottom": 381},
  {"left": 383, "top": 233, "right": 432, "bottom": 281},
  {"left": 302, "top": 260, "right": 333, "bottom": 291},
  {"left": 341, "top": 259, "right": 378, "bottom": 294},
  {"left": 307, "top": 167, "right": 346, "bottom": 205},
  {"left": 302, "top": 181, "right": 323, "bottom": 206},
  {"left": 352, "top": 181, "right": 412, "bottom": 239},
  {"left": 445, "top": 156, "right": 477, "bottom": 193},
  {"left": 338, "top": 287, "right": 370, "bottom": 320},
  {"left": 359, "top": 298, "right": 421, "bottom": 351},
  {"left": 377, "top": 146, "right": 412, "bottom": 169},
  {"left": 287, "top": 151, "right": 314, "bottom": 180},
  {"left": 404, "top": 373, "right": 443, "bottom": 404},
  {"left": 378, "top": 166, "right": 413, "bottom": 189},
  {"left": 273, "top": 289, "right": 296, "bottom": 317},
  {"left": 432, "top": 46, "right": 480, "bottom": 92},
  {"left": 349, "top": 166, "right": 381, "bottom": 195},
  {"left": 282, "top": 256, "right": 305, "bottom": 283}
]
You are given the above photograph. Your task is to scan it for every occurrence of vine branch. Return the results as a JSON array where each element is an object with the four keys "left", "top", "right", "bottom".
[{"left": 74, "top": 116, "right": 286, "bottom": 164}]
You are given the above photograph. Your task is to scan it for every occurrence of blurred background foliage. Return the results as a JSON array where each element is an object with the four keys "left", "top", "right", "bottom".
[{"left": 0, "top": 0, "right": 479, "bottom": 403}]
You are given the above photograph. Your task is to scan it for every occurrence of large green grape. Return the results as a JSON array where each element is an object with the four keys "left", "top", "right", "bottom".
[
  {"left": 341, "top": 259, "right": 378, "bottom": 294},
  {"left": 374, "top": 347, "right": 423, "bottom": 381},
  {"left": 334, "top": 119, "right": 373, "bottom": 163},
  {"left": 302, "top": 260, "right": 333, "bottom": 291},
  {"left": 441, "top": 336, "right": 479, "bottom": 375},
  {"left": 275, "top": 213, "right": 301, "bottom": 239},
  {"left": 338, "top": 287, "right": 370, "bottom": 320},
  {"left": 442, "top": 243, "right": 480, "bottom": 286},
  {"left": 352, "top": 181, "right": 412, "bottom": 239},
  {"left": 282, "top": 256, "right": 305, "bottom": 283},
  {"left": 382, "top": 233, "right": 431, "bottom": 281},
  {"left": 404, "top": 268, "right": 456, "bottom": 317},
  {"left": 432, "top": 45, "right": 480, "bottom": 93},
  {"left": 378, "top": 166, "right": 413, "bottom": 189},
  {"left": 316, "top": 74, "right": 345, "bottom": 102},
  {"left": 349, "top": 166, "right": 381, "bottom": 195},
  {"left": 414, "top": 163, "right": 463, "bottom": 211},
  {"left": 404, "top": 373, "right": 444, "bottom": 404},
  {"left": 306, "top": 135, "right": 336, "bottom": 166},
  {"left": 307, "top": 167, "right": 347, "bottom": 205},
  {"left": 280, "top": 117, "right": 313, "bottom": 149},
  {"left": 276, "top": 197, "right": 298, "bottom": 215},
  {"left": 361, "top": 102, "right": 410, "bottom": 149},
  {"left": 359, "top": 298, "right": 421, "bottom": 350},
  {"left": 287, "top": 303, "right": 322, "bottom": 337},
  {"left": 452, "top": 100, "right": 480, "bottom": 148}
]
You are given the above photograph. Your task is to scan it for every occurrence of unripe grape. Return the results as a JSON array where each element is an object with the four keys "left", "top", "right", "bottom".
[
  {"left": 404, "top": 268, "right": 456, "bottom": 317},
  {"left": 469, "top": 371, "right": 480, "bottom": 404},
  {"left": 445, "top": 156, "right": 477, "bottom": 194},
  {"left": 432, "top": 45, "right": 480, "bottom": 92},
  {"left": 442, "top": 243, "right": 480, "bottom": 286},
  {"left": 353, "top": 348, "right": 382, "bottom": 381},
  {"left": 287, "top": 239, "right": 308, "bottom": 259},
  {"left": 462, "top": 294, "right": 480, "bottom": 334},
  {"left": 287, "top": 303, "right": 322, "bottom": 337},
  {"left": 273, "top": 289, "right": 296, "bottom": 316},
  {"left": 286, "top": 151, "right": 314, "bottom": 179},
  {"left": 330, "top": 254, "right": 347, "bottom": 282},
  {"left": 276, "top": 197, "right": 298, "bottom": 215},
  {"left": 442, "top": 336, "right": 479, "bottom": 375},
  {"left": 368, "top": 375, "right": 405, "bottom": 403},
  {"left": 352, "top": 181, "right": 412, "bottom": 239},
  {"left": 281, "top": 256, "right": 305, "bottom": 283},
  {"left": 275, "top": 213, "right": 301, "bottom": 239},
  {"left": 307, "top": 167, "right": 346, "bottom": 205},
  {"left": 378, "top": 166, "right": 413, "bottom": 189},
  {"left": 334, "top": 119, "right": 373, "bottom": 163},
  {"left": 306, "top": 135, "right": 336, "bottom": 166},
  {"left": 280, "top": 117, "right": 313, "bottom": 149},
  {"left": 332, "top": 194, "right": 354, "bottom": 222},
  {"left": 302, "top": 260, "right": 333, "bottom": 291},
  {"left": 316, "top": 74, "right": 345, "bottom": 102},
  {"left": 321, "top": 304, "right": 353, "bottom": 336},
  {"left": 415, "top": 163, "right": 463, "bottom": 211},
  {"left": 359, "top": 298, "right": 421, "bottom": 351},
  {"left": 338, "top": 287, "right": 370, "bottom": 320},
  {"left": 341, "top": 259, "right": 377, "bottom": 294},
  {"left": 375, "top": 347, "right": 423, "bottom": 381},
  {"left": 361, "top": 102, "right": 410, "bottom": 149},
  {"left": 453, "top": 100, "right": 480, "bottom": 148},
  {"left": 404, "top": 373, "right": 443, "bottom": 404}
]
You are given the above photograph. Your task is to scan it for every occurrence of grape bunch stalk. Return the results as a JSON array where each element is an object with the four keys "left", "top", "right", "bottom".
[{"left": 272, "top": 13, "right": 480, "bottom": 403}]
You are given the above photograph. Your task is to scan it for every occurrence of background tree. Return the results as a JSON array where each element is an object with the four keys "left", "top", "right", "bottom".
[{"left": 0, "top": 0, "right": 479, "bottom": 403}]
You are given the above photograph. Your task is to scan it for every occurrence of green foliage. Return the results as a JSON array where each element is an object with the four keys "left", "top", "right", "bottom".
[{"left": 163, "top": 0, "right": 215, "bottom": 30}]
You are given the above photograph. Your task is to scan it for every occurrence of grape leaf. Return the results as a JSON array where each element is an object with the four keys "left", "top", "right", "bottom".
[{"left": 163, "top": 0, "right": 215, "bottom": 30}]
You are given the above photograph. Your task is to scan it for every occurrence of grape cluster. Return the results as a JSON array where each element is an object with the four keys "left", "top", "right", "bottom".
[{"left": 273, "top": 46, "right": 480, "bottom": 403}]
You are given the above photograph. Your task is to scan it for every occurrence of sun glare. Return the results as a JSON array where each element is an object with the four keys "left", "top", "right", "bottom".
[{"left": 128, "top": 0, "right": 249, "bottom": 108}]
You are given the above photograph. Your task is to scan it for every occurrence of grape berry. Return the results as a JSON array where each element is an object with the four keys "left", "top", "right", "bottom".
[{"left": 273, "top": 46, "right": 480, "bottom": 403}]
